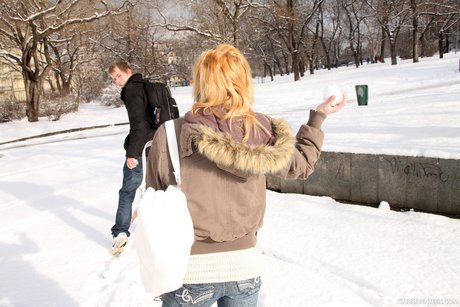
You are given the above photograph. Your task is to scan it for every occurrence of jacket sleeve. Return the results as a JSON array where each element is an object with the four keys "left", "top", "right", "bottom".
[
  {"left": 145, "top": 125, "right": 175, "bottom": 191},
  {"left": 124, "top": 83, "right": 151, "bottom": 158},
  {"left": 276, "top": 110, "right": 326, "bottom": 179}
]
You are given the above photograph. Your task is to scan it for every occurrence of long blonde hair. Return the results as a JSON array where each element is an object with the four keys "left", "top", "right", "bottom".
[{"left": 192, "top": 44, "right": 261, "bottom": 141}]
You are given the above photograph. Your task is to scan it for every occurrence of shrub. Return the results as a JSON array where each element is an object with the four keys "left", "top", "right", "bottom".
[
  {"left": 100, "top": 83, "right": 123, "bottom": 107},
  {"left": 79, "top": 74, "right": 106, "bottom": 103},
  {"left": 39, "top": 93, "right": 79, "bottom": 121},
  {"left": 0, "top": 100, "right": 26, "bottom": 123}
]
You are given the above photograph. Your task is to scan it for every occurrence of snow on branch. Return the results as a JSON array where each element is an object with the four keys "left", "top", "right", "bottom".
[
  {"left": 154, "top": 8, "right": 223, "bottom": 41},
  {"left": 0, "top": 49, "right": 21, "bottom": 62},
  {"left": 38, "top": 11, "right": 111, "bottom": 37},
  {"left": 88, "top": 37, "right": 131, "bottom": 61},
  {"left": 0, "top": 23, "right": 18, "bottom": 42},
  {"left": 12, "top": 0, "right": 64, "bottom": 23},
  {"left": 246, "top": 1, "right": 271, "bottom": 9}
]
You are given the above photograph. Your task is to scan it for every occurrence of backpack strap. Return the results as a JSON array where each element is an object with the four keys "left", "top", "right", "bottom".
[
  {"left": 159, "top": 83, "right": 173, "bottom": 119},
  {"left": 165, "top": 120, "right": 181, "bottom": 186},
  {"left": 139, "top": 140, "right": 152, "bottom": 194},
  {"left": 139, "top": 118, "right": 183, "bottom": 189}
]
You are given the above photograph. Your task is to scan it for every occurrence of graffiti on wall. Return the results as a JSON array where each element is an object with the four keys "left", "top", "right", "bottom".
[{"left": 384, "top": 157, "right": 450, "bottom": 183}]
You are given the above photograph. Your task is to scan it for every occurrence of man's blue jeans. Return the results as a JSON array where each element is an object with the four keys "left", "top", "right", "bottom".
[
  {"left": 111, "top": 158, "right": 142, "bottom": 237},
  {"left": 160, "top": 277, "right": 261, "bottom": 307}
]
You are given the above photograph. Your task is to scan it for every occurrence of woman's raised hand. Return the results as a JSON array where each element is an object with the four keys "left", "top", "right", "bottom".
[{"left": 316, "top": 91, "right": 348, "bottom": 115}]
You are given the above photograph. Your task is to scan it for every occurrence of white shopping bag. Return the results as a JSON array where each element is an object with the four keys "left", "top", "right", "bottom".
[{"left": 135, "top": 185, "right": 194, "bottom": 297}]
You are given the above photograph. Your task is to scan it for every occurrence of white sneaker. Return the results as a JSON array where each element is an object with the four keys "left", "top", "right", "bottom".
[{"left": 111, "top": 232, "right": 128, "bottom": 256}]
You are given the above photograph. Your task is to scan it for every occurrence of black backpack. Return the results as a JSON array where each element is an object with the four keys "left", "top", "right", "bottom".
[{"left": 143, "top": 80, "right": 180, "bottom": 129}]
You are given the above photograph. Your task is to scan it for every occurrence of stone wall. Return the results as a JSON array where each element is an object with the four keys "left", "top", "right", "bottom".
[{"left": 267, "top": 152, "right": 460, "bottom": 216}]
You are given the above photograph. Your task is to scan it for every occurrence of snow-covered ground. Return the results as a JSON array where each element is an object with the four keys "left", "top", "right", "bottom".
[{"left": 1, "top": 53, "right": 459, "bottom": 307}]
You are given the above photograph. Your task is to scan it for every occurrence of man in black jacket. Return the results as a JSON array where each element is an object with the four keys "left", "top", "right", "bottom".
[{"left": 109, "top": 62, "right": 154, "bottom": 255}]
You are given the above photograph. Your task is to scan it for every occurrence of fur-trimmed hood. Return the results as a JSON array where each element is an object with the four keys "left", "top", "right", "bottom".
[{"left": 180, "top": 112, "right": 295, "bottom": 177}]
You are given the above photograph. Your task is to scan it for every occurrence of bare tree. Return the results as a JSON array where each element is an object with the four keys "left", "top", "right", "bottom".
[
  {"left": 257, "top": 0, "right": 324, "bottom": 80},
  {"left": 47, "top": 26, "right": 96, "bottom": 96},
  {"left": 430, "top": 0, "right": 459, "bottom": 58},
  {"left": 366, "top": 0, "right": 411, "bottom": 65},
  {"left": 0, "top": 0, "right": 128, "bottom": 122},
  {"left": 361, "top": 13, "right": 382, "bottom": 63},
  {"left": 406, "top": 0, "right": 459, "bottom": 61},
  {"left": 303, "top": 15, "right": 322, "bottom": 75},
  {"left": 410, "top": 0, "right": 421, "bottom": 62},
  {"left": 249, "top": 6, "right": 290, "bottom": 76},
  {"left": 340, "top": 0, "right": 374, "bottom": 67},
  {"left": 318, "top": 0, "right": 341, "bottom": 70},
  {"left": 152, "top": 0, "right": 268, "bottom": 48}
]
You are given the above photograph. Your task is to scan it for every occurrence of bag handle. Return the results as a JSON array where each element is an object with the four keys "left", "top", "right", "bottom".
[
  {"left": 165, "top": 120, "right": 181, "bottom": 186},
  {"left": 139, "top": 140, "right": 152, "bottom": 192},
  {"left": 138, "top": 119, "right": 180, "bottom": 190}
]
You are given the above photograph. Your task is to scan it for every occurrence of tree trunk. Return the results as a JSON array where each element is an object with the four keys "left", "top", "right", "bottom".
[
  {"left": 412, "top": 26, "right": 419, "bottom": 62},
  {"left": 23, "top": 75, "right": 41, "bottom": 122},
  {"left": 299, "top": 58, "right": 305, "bottom": 77},
  {"left": 265, "top": 62, "right": 274, "bottom": 81},
  {"left": 287, "top": 0, "right": 300, "bottom": 81},
  {"left": 47, "top": 78, "right": 56, "bottom": 92},
  {"left": 324, "top": 49, "right": 331, "bottom": 70},
  {"left": 419, "top": 37, "right": 425, "bottom": 57},
  {"left": 127, "top": 5, "right": 134, "bottom": 63},
  {"left": 283, "top": 52, "right": 290, "bottom": 75},
  {"left": 357, "top": 26, "right": 363, "bottom": 66},
  {"left": 274, "top": 59, "right": 283, "bottom": 76},
  {"left": 62, "top": 81, "right": 72, "bottom": 96},
  {"left": 292, "top": 51, "right": 300, "bottom": 81},
  {"left": 334, "top": 42, "right": 340, "bottom": 67},
  {"left": 233, "top": 21, "right": 239, "bottom": 48},
  {"left": 350, "top": 41, "right": 359, "bottom": 67},
  {"left": 319, "top": 7, "right": 331, "bottom": 70},
  {"left": 438, "top": 30, "right": 445, "bottom": 59},
  {"left": 354, "top": 50, "right": 360, "bottom": 67},
  {"left": 380, "top": 26, "right": 386, "bottom": 63},
  {"left": 308, "top": 56, "right": 314, "bottom": 75},
  {"left": 410, "top": 0, "right": 419, "bottom": 63},
  {"left": 269, "top": 41, "right": 283, "bottom": 76},
  {"left": 390, "top": 41, "right": 398, "bottom": 65},
  {"left": 22, "top": 43, "right": 42, "bottom": 122},
  {"left": 439, "top": 37, "right": 444, "bottom": 58},
  {"left": 55, "top": 71, "right": 62, "bottom": 92}
]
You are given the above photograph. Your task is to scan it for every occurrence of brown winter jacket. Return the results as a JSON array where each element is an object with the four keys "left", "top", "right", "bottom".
[{"left": 145, "top": 109, "right": 326, "bottom": 255}]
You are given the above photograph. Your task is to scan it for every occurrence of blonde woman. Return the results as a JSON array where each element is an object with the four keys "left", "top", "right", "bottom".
[{"left": 146, "top": 44, "right": 347, "bottom": 306}]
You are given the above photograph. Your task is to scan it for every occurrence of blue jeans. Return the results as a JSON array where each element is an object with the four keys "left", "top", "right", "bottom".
[
  {"left": 111, "top": 158, "right": 142, "bottom": 237},
  {"left": 160, "top": 277, "right": 261, "bottom": 307}
]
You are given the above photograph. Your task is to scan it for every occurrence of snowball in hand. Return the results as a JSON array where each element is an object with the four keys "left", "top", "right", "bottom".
[{"left": 323, "top": 85, "right": 343, "bottom": 106}]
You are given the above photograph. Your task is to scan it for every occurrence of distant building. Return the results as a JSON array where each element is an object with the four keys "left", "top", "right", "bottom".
[
  {"left": 167, "top": 51, "right": 188, "bottom": 86},
  {"left": 0, "top": 63, "right": 26, "bottom": 104},
  {"left": 167, "top": 51, "right": 180, "bottom": 65}
]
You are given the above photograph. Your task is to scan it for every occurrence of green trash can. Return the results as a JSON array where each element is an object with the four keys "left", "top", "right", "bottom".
[{"left": 355, "top": 85, "right": 368, "bottom": 106}]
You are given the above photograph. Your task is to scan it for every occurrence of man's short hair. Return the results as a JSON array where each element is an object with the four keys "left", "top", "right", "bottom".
[{"left": 109, "top": 61, "right": 132, "bottom": 74}]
